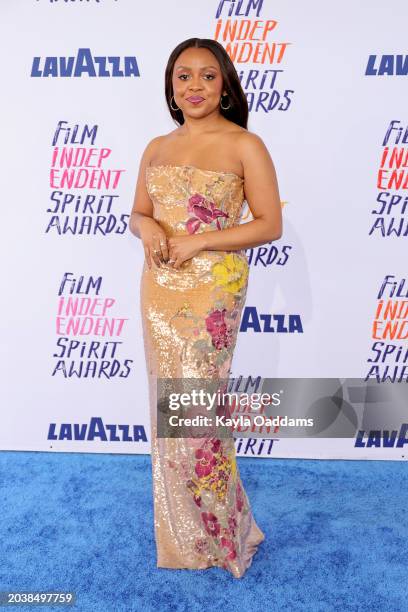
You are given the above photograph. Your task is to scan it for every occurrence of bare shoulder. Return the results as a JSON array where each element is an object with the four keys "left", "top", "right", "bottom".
[
  {"left": 237, "top": 130, "right": 270, "bottom": 159},
  {"left": 236, "top": 130, "right": 276, "bottom": 178},
  {"left": 144, "top": 129, "right": 183, "bottom": 163},
  {"left": 143, "top": 134, "right": 167, "bottom": 159},
  {"left": 237, "top": 131, "right": 276, "bottom": 186}
]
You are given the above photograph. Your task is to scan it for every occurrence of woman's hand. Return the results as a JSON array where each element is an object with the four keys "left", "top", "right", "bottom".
[
  {"left": 139, "top": 217, "right": 169, "bottom": 269},
  {"left": 168, "top": 234, "right": 207, "bottom": 269}
]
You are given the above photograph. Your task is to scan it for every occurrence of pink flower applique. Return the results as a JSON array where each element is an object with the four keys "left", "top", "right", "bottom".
[
  {"left": 221, "top": 536, "right": 237, "bottom": 560},
  {"left": 236, "top": 482, "right": 244, "bottom": 513},
  {"left": 211, "top": 438, "right": 222, "bottom": 454},
  {"left": 186, "top": 193, "right": 229, "bottom": 234},
  {"left": 201, "top": 512, "right": 220, "bottom": 537},
  {"left": 205, "top": 308, "right": 233, "bottom": 350},
  {"left": 195, "top": 448, "right": 217, "bottom": 478},
  {"left": 228, "top": 516, "right": 238, "bottom": 537}
]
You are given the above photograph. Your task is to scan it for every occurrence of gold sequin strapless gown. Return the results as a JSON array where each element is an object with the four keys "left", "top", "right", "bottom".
[{"left": 141, "top": 164, "right": 265, "bottom": 578}]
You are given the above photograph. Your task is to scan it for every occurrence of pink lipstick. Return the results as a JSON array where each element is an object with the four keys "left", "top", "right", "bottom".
[{"left": 186, "top": 96, "right": 204, "bottom": 105}]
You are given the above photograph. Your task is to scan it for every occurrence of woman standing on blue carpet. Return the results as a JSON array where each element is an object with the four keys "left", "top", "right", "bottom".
[{"left": 130, "top": 37, "right": 282, "bottom": 578}]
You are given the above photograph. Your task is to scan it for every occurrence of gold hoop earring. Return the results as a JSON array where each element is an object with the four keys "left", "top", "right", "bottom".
[
  {"left": 170, "top": 95, "right": 180, "bottom": 111},
  {"left": 220, "top": 94, "right": 231, "bottom": 110}
]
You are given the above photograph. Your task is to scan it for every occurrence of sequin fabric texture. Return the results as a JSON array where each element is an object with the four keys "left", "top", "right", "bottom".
[{"left": 140, "top": 164, "right": 265, "bottom": 578}]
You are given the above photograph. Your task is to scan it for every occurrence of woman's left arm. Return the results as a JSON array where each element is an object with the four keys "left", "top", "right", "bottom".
[{"left": 168, "top": 132, "right": 283, "bottom": 269}]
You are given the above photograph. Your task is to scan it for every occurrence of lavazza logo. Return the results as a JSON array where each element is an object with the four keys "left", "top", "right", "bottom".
[
  {"left": 31, "top": 48, "right": 140, "bottom": 78},
  {"left": 48, "top": 417, "right": 148, "bottom": 442}
]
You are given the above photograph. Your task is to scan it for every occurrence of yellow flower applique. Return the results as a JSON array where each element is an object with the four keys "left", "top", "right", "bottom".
[{"left": 211, "top": 253, "right": 249, "bottom": 294}]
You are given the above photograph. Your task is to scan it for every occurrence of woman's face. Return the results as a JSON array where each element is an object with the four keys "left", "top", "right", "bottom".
[{"left": 171, "top": 47, "right": 225, "bottom": 119}]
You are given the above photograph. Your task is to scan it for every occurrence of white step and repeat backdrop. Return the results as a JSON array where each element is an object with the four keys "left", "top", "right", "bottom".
[{"left": 1, "top": 1, "right": 407, "bottom": 460}]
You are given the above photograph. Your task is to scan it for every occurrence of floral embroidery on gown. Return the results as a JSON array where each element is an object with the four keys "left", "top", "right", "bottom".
[{"left": 140, "top": 164, "right": 264, "bottom": 578}]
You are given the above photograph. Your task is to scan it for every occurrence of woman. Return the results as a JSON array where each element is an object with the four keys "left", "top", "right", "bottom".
[{"left": 129, "top": 37, "right": 282, "bottom": 578}]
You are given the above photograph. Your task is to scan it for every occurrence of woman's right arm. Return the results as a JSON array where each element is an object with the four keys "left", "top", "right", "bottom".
[{"left": 129, "top": 138, "right": 169, "bottom": 268}]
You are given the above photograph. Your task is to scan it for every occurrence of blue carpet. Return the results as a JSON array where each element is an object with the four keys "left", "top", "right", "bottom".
[{"left": 0, "top": 451, "right": 406, "bottom": 612}]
